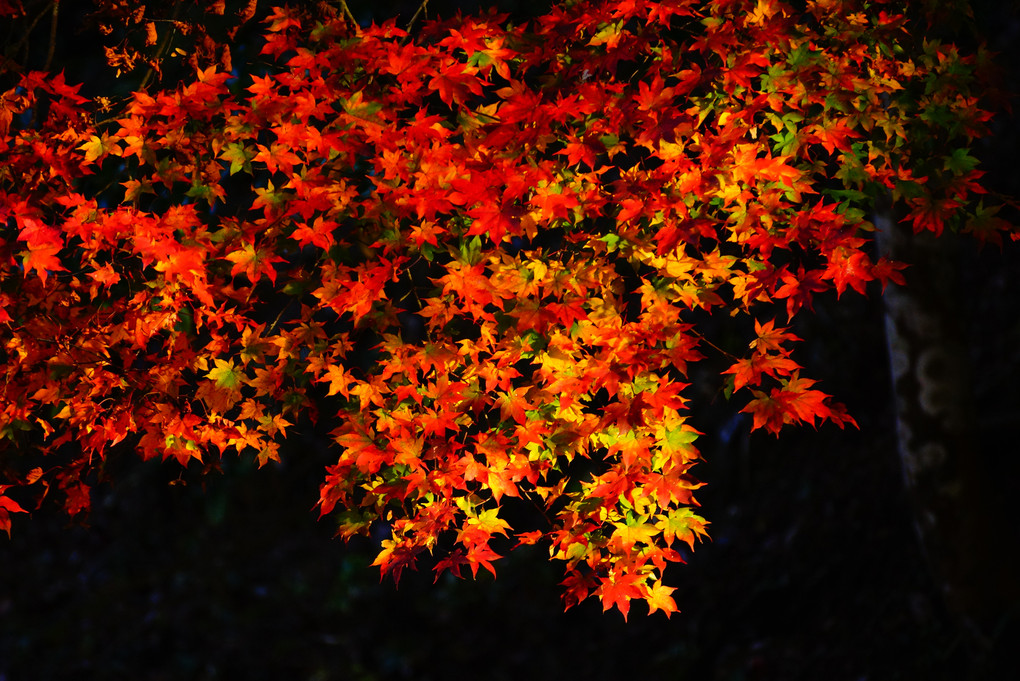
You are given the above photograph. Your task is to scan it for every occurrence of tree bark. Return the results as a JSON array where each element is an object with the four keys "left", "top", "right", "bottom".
[{"left": 874, "top": 203, "right": 1020, "bottom": 649}]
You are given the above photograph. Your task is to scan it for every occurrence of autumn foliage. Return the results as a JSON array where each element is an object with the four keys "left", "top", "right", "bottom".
[{"left": 0, "top": 0, "right": 1013, "bottom": 618}]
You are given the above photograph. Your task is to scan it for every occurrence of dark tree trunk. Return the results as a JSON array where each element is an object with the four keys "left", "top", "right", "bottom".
[{"left": 875, "top": 202, "right": 1020, "bottom": 664}]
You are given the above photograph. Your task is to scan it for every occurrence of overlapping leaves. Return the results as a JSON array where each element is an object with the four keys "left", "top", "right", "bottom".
[{"left": 0, "top": 0, "right": 1012, "bottom": 617}]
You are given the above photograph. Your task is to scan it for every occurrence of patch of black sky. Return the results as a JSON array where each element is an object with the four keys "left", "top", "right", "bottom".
[
  {"left": 510, "top": 224, "right": 565, "bottom": 256},
  {"left": 596, "top": 141, "right": 661, "bottom": 189},
  {"left": 396, "top": 310, "right": 427, "bottom": 344},
  {"left": 386, "top": 253, "right": 446, "bottom": 344},
  {"left": 344, "top": 0, "right": 552, "bottom": 29},
  {"left": 612, "top": 255, "right": 655, "bottom": 325}
]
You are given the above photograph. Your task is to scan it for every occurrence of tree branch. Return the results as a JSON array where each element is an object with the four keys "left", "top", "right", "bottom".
[
  {"left": 338, "top": 0, "right": 358, "bottom": 27},
  {"left": 405, "top": 0, "right": 429, "bottom": 33},
  {"left": 42, "top": 0, "right": 58, "bottom": 72}
]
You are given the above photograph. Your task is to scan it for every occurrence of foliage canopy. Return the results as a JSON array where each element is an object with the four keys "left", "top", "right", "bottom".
[{"left": 0, "top": 0, "right": 1013, "bottom": 618}]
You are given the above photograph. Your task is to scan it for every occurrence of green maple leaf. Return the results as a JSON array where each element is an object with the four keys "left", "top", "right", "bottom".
[
  {"left": 206, "top": 359, "right": 241, "bottom": 389},
  {"left": 220, "top": 142, "right": 254, "bottom": 175},
  {"left": 943, "top": 148, "right": 979, "bottom": 176},
  {"left": 656, "top": 507, "right": 709, "bottom": 550}
]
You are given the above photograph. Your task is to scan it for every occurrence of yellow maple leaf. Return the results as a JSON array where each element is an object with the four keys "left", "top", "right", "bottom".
[
  {"left": 206, "top": 358, "right": 240, "bottom": 389},
  {"left": 645, "top": 580, "right": 678, "bottom": 617}
]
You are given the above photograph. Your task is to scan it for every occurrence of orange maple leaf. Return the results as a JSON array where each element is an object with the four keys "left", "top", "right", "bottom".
[
  {"left": 16, "top": 216, "right": 66, "bottom": 283},
  {"left": 645, "top": 580, "right": 678, "bottom": 617},
  {"left": 0, "top": 493, "right": 27, "bottom": 537},
  {"left": 599, "top": 570, "right": 645, "bottom": 621}
]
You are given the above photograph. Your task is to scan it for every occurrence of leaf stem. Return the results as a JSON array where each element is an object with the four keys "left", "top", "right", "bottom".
[
  {"left": 338, "top": 0, "right": 358, "bottom": 27},
  {"left": 42, "top": 0, "right": 59, "bottom": 72},
  {"left": 405, "top": 0, "right": 429, "bottom": 34},
  {"left": 688, "top": 328, "right": 738, "bottom": 362}
]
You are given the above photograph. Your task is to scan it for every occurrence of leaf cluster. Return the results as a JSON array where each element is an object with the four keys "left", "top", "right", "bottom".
[{"left": 0, "top": 0, "right": 1014, "bottom": 617}]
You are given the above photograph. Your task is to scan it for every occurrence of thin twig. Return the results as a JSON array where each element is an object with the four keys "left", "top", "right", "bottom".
[
  {"left": 139, "top": 4, "right": 184, "bottom": 92},
  {"left": 7, "top": 2, "right": 51, "bottom": 68},
  {"left": 42, "top": 0, "right": 59, "bottom": 72},
  {"left": 339, "top": 0, "right": 358, "bottom": 27},
  {"left": 689, "top": 327, "right": 739, "bottom": 362},
  {"left": 405, "top": 0, "right": 429, "bottom": 33}
]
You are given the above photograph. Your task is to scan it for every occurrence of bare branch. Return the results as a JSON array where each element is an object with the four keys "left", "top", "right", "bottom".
[
  {"left": 42, "top": 0, "right": 58, "bottom": 72},
  {"left": 405, "top": 0, "right": 429, "bottom": 33},
  {"left": 338, "top": 0, "right": 358, "bottom": 27}
]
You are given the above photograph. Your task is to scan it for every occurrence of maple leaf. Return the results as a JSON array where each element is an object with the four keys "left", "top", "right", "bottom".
[
  {"left": 826, "top": 247, "right": 874, "bottom": 297},
  {"left": 750, "top": 319, "right": 801, "bottom": 354},
  {"left": 341, "top": 90, "right": 385, "bottom": 123},
  {"left": 515, "top": 530, "right": 545, "bottom": 546},
  {"left": 372, "top": 539, "right": 422, "bottom": 586},
  {"left": 486, "top": 467, "right": 520, "bottom": 504},
  {"left": 78, "top": 133, "right": 118, "bottom": 163},
  {"left": 16, "top": 216, "right": 66, "bottom": 283},
  {"left": 225, "top": 243, "right": 286, "bottom": 285},
  {"left": 335, "top": 428, "right": 389, "bottom": 475},
  {"left": 496, "top": 386, "right": 532, "bottom": 425},
  {"left": 807, "top": 117, "right": 860, "bottom": 154},
  {"left": 206, "top": 359, "right": 241, "bottom": 390},
  {"left": 265, "top": 5, "right": 301, "bottom": 33},
  {"left": 464, "top": 542, "right": 502, "bottom": 578},
  {"left": 599, "top": 569, "right": 645, "bottom": 621},
  {"left": 420, "top": 407, "right": 460, "bottom": 438},
  {"left": 253, "top": 142, "right": 302, "bottom": 176},
  {"left": 433, "top": 548, "right": 470, "bottom": 579},
  {"left": 220, "top": 142, "right": 254, "bottom": 175},
  {"left": 0, "top": 493, "right": 26, "bottom": 537},
  {"left": 723, "top": 353, "right": 800, "bottom": 392},
  {"left": 610, "top": 519, "right": 659, "bottom": 552},
  {"left": 657, "top": 507, "right": 709, "bottom": 550},
  {"left": 60, "top": 479, "right": 91, "bottom": 517},
  {"left": 319, "top": 364, "right": 352, "bottom": 398},
  {"left": 256, "top": 442, "right": 282, "bottom": 467},
  {"left": 19, "top": 241, "right": 64, "bottom": 283},
  {"left": 743, "top": 374, "right": 857, "bottom": 433},
  {"left": 0, "top": 293, "right": 12, "bottom": 323},
  {"left": 870, "top": 256, "right": 908, "bottom": 289},
  {"left": 467, "top": 507, "right": 511, "bottom": 537},
  {"left": 291, "top": 216, "right": 337, "bottom": 250},
  {"left": 774, "top": 266, "right": 828, "bottom": 318},
  {"left": 644, "top": 580, "right": 678, "bottom": 618},
  {"left": 248, "top": 73, "right": 276, "bottom": 98},
  {"left": 777, "top": 374, "right": 855, "bottom": 428},
  {"left": 0, "top": 0, "right": 1012, "bottom": 621}
]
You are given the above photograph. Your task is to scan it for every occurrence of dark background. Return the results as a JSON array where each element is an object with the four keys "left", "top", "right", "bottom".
[
  {"left": 2, "top": 1, "right": 1019, "bottom": 679},
  {"left": 3, "top": 264, "right": 1017, "bottom": 681}
]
